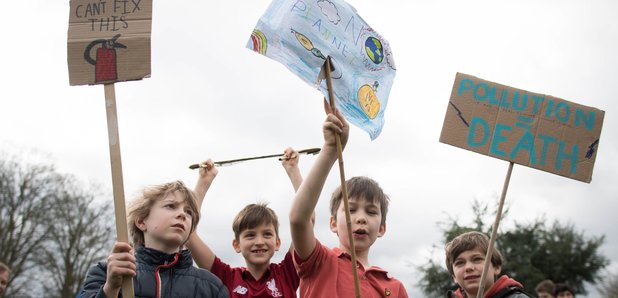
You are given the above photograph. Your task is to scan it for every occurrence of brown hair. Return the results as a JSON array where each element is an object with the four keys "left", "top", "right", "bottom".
[
  {"left": 553, "top": 283, "right": 575, "bottom": 296},
  {"left": 127, "top": 181, "right": 200, "bottom": 247},
  {"left": 535, "top": 279, "right": 556, "bottom": 294},
  {"left": 232, "top": 203, "right": 279, "bottom": 240},
  {"left": 330, "top": 176, "right": 390, "bottom": 225},
  {"left": 445, "top": 231, "right": 503, "bottom": 276}
]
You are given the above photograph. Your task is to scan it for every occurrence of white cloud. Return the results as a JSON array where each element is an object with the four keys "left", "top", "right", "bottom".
[{"left": 317, "top": 0, "right": 341, "bottom": 24}]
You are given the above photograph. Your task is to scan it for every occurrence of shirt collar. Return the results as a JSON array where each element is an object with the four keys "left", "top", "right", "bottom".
[
  {"left": 240, "top": 266, "right": 272, "bottom": 282},
  {"left": 331, "top": 247, "right": 393, "bottom": 279}
]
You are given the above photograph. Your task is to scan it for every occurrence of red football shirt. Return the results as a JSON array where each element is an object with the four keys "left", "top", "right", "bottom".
[{"left": 210, "top": 251, "right": 300, "bottom": 298}]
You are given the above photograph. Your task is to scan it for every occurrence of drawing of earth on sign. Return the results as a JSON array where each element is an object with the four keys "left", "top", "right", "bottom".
[
  {"left": 365, "top": 37, "right": 384, "bottom": 64},
  {"left": 357, "top": 81, "right": 380, "bottom": 119},
  {"left": 249, "top": 30, "right": 268, "bottom": 55}
]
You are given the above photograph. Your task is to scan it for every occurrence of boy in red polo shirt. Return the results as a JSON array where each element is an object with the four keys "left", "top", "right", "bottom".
[
  {"left": 289, "top": 108, "right": 408, "bottom": 297},
  {"left": 186, "top": 148, "right": 303, "bottom": 297}
]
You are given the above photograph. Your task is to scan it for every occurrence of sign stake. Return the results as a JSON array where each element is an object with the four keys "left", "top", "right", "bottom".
[
  {"left": 104, "top": 83, "right": 135, "bottom": 298},
  {"left": 476, "top": 162, "right": 514, "bottom": 298}
]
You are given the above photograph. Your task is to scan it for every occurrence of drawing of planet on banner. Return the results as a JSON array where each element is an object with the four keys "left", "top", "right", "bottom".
[
  {"left": 357, "top": 81, "right": 381, "bottom": 119},
  {"left": 249, "top": 30, "right": 268, "bottom": 55},
  {"left": 365, "top": 37, "right": 384, "bottom": 64}
]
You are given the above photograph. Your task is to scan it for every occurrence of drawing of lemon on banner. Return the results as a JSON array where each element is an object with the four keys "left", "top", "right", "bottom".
[
  {"left": 291, "top": 29, "right": 326, "bottom": 60},
  {"left": 358, "top": 81, "right": 381, "bottom": 119},
  {"left": 249, "top": 29, "right": 267, "bottom": 55}
]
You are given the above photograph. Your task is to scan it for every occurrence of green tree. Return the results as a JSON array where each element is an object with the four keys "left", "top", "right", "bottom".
[{"left": 418, "top": 200, "right": 609, "bottom": 297}]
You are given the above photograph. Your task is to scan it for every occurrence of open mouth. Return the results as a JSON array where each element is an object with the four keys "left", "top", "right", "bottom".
[
  {"left": 464, "top": 275, "right": 480, "bottom": 281},
  {"left": 171, "top": 224, "right": 185, "bottom": 231},
  {"left": 353, "top": 229, "right": 368, "bottom": 237},
  {"left": 252, "top": 249, "right": 268, "bottom": 254}
]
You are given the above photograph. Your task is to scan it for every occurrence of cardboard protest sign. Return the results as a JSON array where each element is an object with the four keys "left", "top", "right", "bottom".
[
  {"left": 68, "top": 0, "right": 152, "bottom": 86},
  {"left": 440, "top": 73, "right": 604, "bottom": 183},
  {"left": 248, "top": 0, "right": 396, "bottom": 140}
]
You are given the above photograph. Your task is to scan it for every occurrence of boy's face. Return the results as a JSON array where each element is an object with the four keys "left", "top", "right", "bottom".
[
  {"left": 0, "top": 270, "right": 8, "bottom": 295},
  {"left": 233, "top": 222, "right": 281, "bottom": 267},
  {"left": 452, "top": 248, "right": 501, "bottom": 297},
  {"left": 330, "top": 197, "right": 386, "bottom": 253},
  {"left": 137, "top": 191, "right": 194, "bottom": 253}
]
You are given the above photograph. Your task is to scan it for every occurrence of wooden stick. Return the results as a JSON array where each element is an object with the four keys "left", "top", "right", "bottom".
[
  {"left": 188, "top": 148, "right": 321, "bottom": 169},
  {"left": 476, "top": 162, "right": 514, "bottom": 298},
  {"left": 325, "top": 56, "right": 362, "bottom": 298},
  {"left": 104, "top": 83, "right": 135, "bottom": 298}
]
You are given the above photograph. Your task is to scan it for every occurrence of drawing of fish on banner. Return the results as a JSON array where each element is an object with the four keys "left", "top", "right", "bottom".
[{"left": 248, "top": 0, "right": 396, "bottom": 140}]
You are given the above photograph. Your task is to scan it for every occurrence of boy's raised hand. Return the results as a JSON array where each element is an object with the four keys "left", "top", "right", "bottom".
[
  {"left": 282, "top": 147, "right": 302, "bottom": 192},
  {"left": 195, "top": 159, "right": 217, "bottom": 209},
  {"left": 281, "top": 147, "right": 299, "bottom": 170},
  {"left": 289, "top": 101, "right": 349, "bottom": 260},
  {"left": 103, "top": 242, "right": 136, "bottom": 297},
  {"left": 187, "top": 158, "right": 218, "bottom": 271},
  {"left": 198, "top": 159, "right": 218, "bottom": 181},
  {"left": 322, "top": 100, "right": 349, "bottom": 150}
]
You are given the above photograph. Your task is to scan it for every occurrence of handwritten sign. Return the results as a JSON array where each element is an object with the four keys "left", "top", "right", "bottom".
[
  {"left": 68, "top": 0, "right": 152, "bottom": 86},
  {"left": 248, "top": 0, "right": 396, "bottom": 140},
  {"left": 440, "top": 73, "right": 605, "bottom": 183}
]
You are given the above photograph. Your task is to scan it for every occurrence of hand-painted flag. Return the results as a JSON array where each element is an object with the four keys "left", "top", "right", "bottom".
[{"left": 247, "top": 0, "right": 396, "bottom": 140}]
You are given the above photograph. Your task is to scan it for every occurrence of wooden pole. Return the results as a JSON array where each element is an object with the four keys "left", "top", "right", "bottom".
[
  {"left": 476, "top": 162, "right": 514, "bottom": 298},
  {"left": 104, "top": 83, "right": 135, "bottom": 298},
  {"left": 324, "top": 57, "right": 362, "bottom": 298}
]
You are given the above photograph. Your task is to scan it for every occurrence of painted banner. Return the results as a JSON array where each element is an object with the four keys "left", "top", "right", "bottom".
[
  {"left": 248, "top": 0, "right": 396, "bottom": 140},
  {"left": 68, "top": 0, "right": 153, "bottom": 86},
  {"left": 440, "top": 73, "right": 605, "bottom": 183}
]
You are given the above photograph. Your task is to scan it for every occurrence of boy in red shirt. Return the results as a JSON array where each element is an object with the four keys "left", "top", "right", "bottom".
[
  {"left": 289, "top": 108, "right": 408, "bottom": 297},
  {"left": 186, "top": 148, "right": 303, "bottom": 297}
]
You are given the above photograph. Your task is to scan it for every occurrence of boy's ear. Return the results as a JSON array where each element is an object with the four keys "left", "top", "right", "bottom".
[
  {"left": 329, "top": 216, "right": 338, "bottom": 234},
  {"left": 494, "top": 265, "right": 502, "bottom": 277},
  {"left": 275, "top": 238, "right": 281, "bottom": 251},
  {"left": 377, "top": 223, "right": 386, "bottom": 238},
  {"left": 232, "top": 239, "right": 241, "bottom": 253},
  {"left": 135, "top": 218, "right": 147, "bottom": 232}
]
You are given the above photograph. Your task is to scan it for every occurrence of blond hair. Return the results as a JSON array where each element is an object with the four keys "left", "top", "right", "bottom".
[
  {"left": 127, "top": 181, "right": 200, "bottom": 247},
  {"left": 0, "top": 262, "right": 10, "bottom": 275}
]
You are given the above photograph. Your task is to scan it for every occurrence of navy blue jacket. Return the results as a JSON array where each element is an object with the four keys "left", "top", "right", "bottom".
[{"left": 80, "top": 246, "right": 229, "bottom": 298}]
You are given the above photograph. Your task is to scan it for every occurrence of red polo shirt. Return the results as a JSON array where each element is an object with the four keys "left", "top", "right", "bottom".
[
  {"left": 294, "top": 240, "right": 408, "bottom": 298},
  {"left": 210, "top": 251, "right": 299, "bottom": 298}
]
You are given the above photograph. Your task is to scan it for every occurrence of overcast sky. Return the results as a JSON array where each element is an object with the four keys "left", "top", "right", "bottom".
[{"left": 1, "top": 0, "right": 617, "bottom": 296}]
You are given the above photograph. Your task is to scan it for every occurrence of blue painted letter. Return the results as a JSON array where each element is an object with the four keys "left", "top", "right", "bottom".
[{"left": 467, "top": 117, "right": 490, "bottom": 148}]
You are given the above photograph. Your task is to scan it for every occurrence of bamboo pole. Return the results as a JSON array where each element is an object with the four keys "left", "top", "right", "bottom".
[{"left": 324, "top": 56, "right": 362, "bottom": 298}]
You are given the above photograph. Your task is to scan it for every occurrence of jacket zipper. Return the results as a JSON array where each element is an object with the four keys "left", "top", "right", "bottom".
[{"left": 154, "top": 253, "right": 180, "bottom": 298}]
